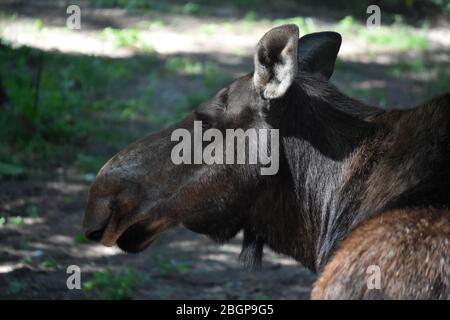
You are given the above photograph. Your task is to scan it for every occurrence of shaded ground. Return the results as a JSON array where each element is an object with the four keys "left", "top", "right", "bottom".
[
  {"left": 0, "top": 0, "right": 449, "bottom": 299},
  {"left": 0, "top": 176, "right": 314, "bottom": 299}
]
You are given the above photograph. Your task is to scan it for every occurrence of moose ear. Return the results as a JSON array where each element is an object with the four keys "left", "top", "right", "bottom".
[
  {"left": 297, "top": 31, "right": 342, "bottom": 80},
  {"left": 253, "top": 24, "right": 299, "bottom": 99}
]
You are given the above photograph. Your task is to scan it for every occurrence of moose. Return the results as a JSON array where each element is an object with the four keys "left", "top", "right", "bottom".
[{"left": 83, "top": 24, "right": 450, "bottom": 299}]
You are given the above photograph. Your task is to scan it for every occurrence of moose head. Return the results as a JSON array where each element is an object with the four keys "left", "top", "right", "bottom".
[{"left": 83, "top": 24, "right": 353, "bottom": 269}]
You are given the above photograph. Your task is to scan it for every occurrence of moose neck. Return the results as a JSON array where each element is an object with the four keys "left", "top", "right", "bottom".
[{"left": 260, "top": 74, "right": 383, "bottom": 272}]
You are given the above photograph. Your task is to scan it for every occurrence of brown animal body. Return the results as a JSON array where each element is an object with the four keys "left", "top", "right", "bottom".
[
  {"left": 83, "top": 24, "right": 450, "bottom": 299},
  {"left": 312, "top": 208, "right": 450, "bottom": 299}
]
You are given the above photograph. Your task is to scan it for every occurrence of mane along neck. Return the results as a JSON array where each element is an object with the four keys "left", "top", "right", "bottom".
[
  {"left": 276, "top": 75, "right": 384, "bottom": 271},
  {"left": 245, "top": 77, "right": 449, "bottom": 273}
]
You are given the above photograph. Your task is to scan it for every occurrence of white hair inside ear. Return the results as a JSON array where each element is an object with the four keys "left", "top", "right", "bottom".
[
  {"left": 261, "top": 37, "right": 297, "bottom": 99},
  {"left": 253, "top": 24, "right": 299, "bottom": 100}
]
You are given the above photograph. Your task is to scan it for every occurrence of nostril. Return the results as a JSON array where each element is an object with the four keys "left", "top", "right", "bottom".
[{"left": 85, "top": 229, "right": 105, "bottom": 242}]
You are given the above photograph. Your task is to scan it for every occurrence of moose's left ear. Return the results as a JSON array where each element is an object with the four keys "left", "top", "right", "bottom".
[
  {"left": 297, "top": 31, "right": 342, "bottom": 80},
  {"left": 253, "top": 24, "right": 299, "bottom": 99}
]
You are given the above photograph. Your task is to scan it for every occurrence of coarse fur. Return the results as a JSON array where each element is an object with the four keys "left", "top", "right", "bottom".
[{"left": 311, "top": 208, "right": 450, "bottom": 299}]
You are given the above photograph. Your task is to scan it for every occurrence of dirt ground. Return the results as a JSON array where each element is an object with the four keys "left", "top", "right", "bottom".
[{"left": 0, "top": 0, "right": 449, "bottom": 299}]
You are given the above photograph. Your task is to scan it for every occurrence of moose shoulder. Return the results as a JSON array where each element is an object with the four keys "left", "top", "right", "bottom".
[{"left": 83, "top": 24, "right": 450, "bottom": 299}]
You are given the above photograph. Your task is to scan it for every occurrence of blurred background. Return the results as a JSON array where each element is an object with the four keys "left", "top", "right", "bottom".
[{"left": 0, "top": 0, "right": 449, "bottom": 299}]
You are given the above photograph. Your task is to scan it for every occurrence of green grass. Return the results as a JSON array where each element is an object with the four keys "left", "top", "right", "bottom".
[
  {"left": 8, "top": 216, "right": 25, "bottom": 226},
  {"left": 82, "top": 268, "right": 141, "bottom": 300},
  {"left": 433, "top": 0, "right": 450, "bottom": 13},
  {"left": 76, "top": 154, "right": 109, "bottom": 173},
  {"left": 273, "top": 17, "right": 317, "bottom": 34},
  {"left": 26, "top": 205, "right": 39, "bottom": 218},
  {"left": 352, "top": 87, "right": 387, "bottom": 108},
  {"left": 40, "top": 260, "right": 61, "bottom": 270},
  {"left": 0, "top": 37, "right": 233, "bottom": 174},
  {"left": 153, "top": 254, "right": 192, "bottom": 276},
  {"left": 386, "top": 59, "right": 427, "bottom": 77},
  {"left": 0, "top": 211, "right": 38, "bottom": 226},
  {"left": 253, "top": 292, "right": 270, "bottom": 300},
  {"left": 361, "top": 27, "right": 428, "bottom": 50},
  {"left": 7, "top": 278, "right": 28, "bottom": 295},
  {"left": 335, "top": 15, "right": 428, "bottom": 50},
  {"left": 74, "top": 233, "right": 89, "bottom": 243},
  {"left": 92, "top": 0, "right": 260, "bottom": 15},
  {"left": 272, "top": 15, "right": 428, "bottom": 51},
  {"left": 435, "top": 67, "right": 450, "bottom": 93},
  {"left": 0, "top": 162, "right": 24, "bottom": 178},
  {"left": 103, "top": 27, "right": 153, "bottom": 51},
  {"left": 165, "top": 57, "right": 205, "bottom": 76},
  {"left": 165, "top": 57, "right": 230, "bottom": 89},
  {"left": 240, "top": 11, "right": 257, "bottom": 29},
  {"left": 0, "top": 40, "right": 160, "bottom": 172}
]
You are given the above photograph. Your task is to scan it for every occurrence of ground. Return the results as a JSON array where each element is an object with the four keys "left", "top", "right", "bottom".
[{"left": 0, "top": 0, "right": 449, "bottom": 299}]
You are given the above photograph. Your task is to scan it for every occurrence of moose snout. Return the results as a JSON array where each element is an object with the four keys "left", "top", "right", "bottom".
[
  {"left": 83, "top": 169, "right": 145, "bottom": 244},
  {"left": 83, "top": 196, "right": 113, "bottom": 242}
]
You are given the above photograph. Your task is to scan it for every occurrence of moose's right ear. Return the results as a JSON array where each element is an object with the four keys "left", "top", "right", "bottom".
[
  {"left": 297, "top": 31, "right": 342, "bottom": 80},
  {"left": 253, "top": 24, "right": 299, "bottom": 100}
]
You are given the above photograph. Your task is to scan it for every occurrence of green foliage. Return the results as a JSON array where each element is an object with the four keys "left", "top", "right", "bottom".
[
  {"left": 352, "top": 87, "right": 387, "bottom": 108},
  {"left": 8, "top": 216, "right": 25, "bottom": 225},
  {"left": 253, "top": 292, "right": 270, "bottom": 300},
  {"left": 103, "top": 27, "right": 153, "bottom": 51},
  {"left": 386, "top": 59, "right": 427, "bottom": 77},
  {"left": 0, "top": 162, "right": 24, "bottom": 178},
  {"left": 159, "top": 57, "right": 230, "bottom": 126},
  {"left": 26, "top": 205, "right": 39, "bottom": 218},
  {"left": 7, "top": 278, "right": 28, "bottom": 295},
  {"left": 273, "top": 16, "right": 316, "bottom": 34},
  {"left": 76, "top": 154, "right": 108, "bottom": 173},
  {"left": 181, "top": 2, "right": 202, "bottom": 15},
  {"left": 0, "top": 215, "right": 27, "bottom": 226},
  {"left": 63, "top": 195, "right": 72, "bottom": 205},
  {"left": 82, "top": 268, "right": 140, "bottom": 300},
  {"left": 335, "top": 15, "right": 428, "bottom": 51},
  {"left": 33, "top": 18, "right": 44, "bottom": 31},
  {"left": 435, "top": 67, "right": 450, "bottom": 93},
  {"left": 74, "top": 233, "right": 89, "bottom": 243},
  {"left": 104, "top": 27, "right": 139, "bottom": 47},
  {"left": 165, "top": 57, "right": 204, "bottom": 75},
  {"left": 165, "top": 57, "right": 229, "bottom": 89},
  {"left": 361, "top": 27, "right": 427, "bottom": 50},
  {"left": 93, "top": 0, "right": 263, "bottom": 14},
  {"left": 432, "top": 0, "right": 450, "bottom": 13},
  {"left": 153, "top": 254, "right": 191, "bottom": 276},
  {"left": 93, "top": 0, "right": 154, "bottom": 9},
  {"left": 0, "top": 42, "right": 158, "bottom": 170},
  {"left": 40, "top": 260, "right": 61, "bottom": 270},
  {"left": 272, "top": 15, "right": 427, "bottom": 51},
  {"left": 241, "top": 11, "right": 257, "bottom": 28}
]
